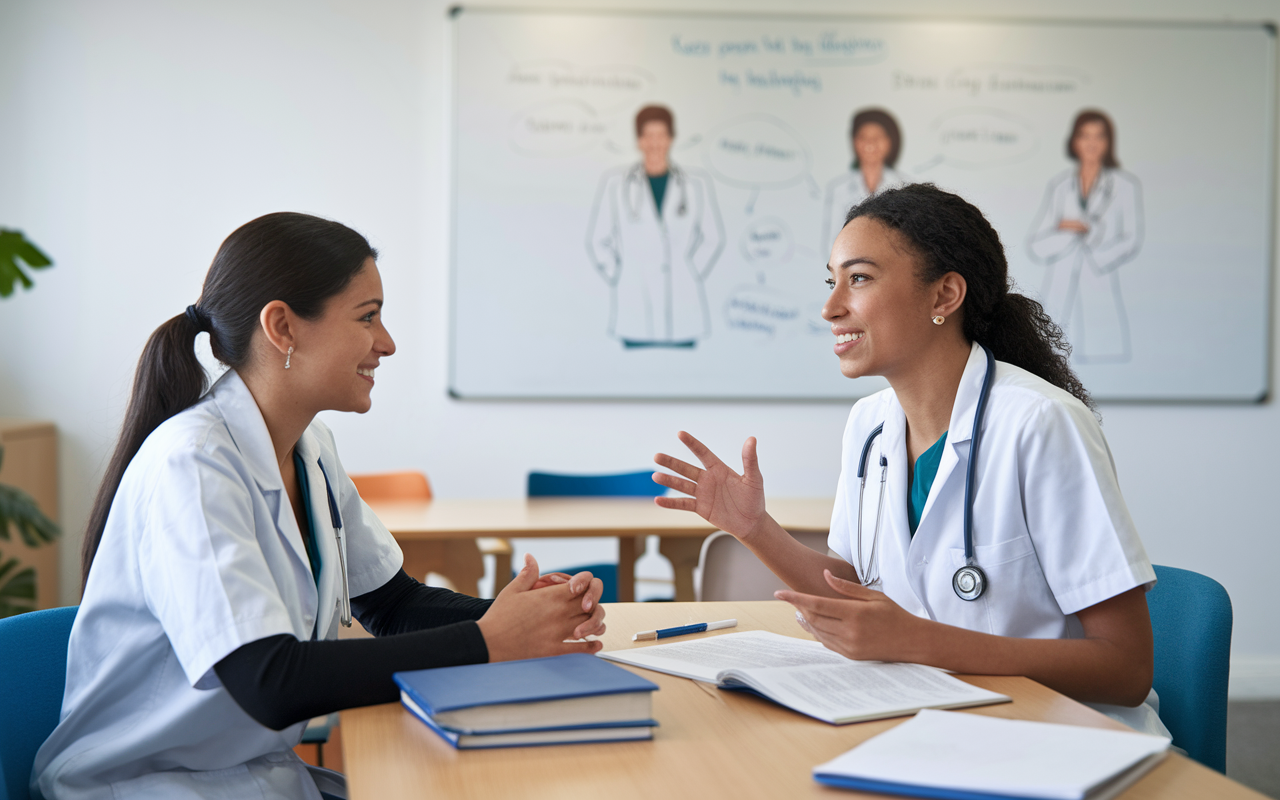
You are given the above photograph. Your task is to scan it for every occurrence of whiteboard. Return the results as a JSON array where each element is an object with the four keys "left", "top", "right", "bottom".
[{"left": 450, "top": 10, "right": 1274, "bottom": 400}]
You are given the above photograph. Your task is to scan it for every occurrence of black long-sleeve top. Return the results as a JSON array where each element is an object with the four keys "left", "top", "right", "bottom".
[{"left": 213, "top": 569, "right": 493, "bottom": 730}]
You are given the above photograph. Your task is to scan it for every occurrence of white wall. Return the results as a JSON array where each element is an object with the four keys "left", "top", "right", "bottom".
[{"left": 1, "top": 0, "right": 1277, "bottom": 697}]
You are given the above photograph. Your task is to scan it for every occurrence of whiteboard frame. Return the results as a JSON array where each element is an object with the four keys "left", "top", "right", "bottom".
[{"left": 446, "top": 6, "right": 1277, "bottom": 404}]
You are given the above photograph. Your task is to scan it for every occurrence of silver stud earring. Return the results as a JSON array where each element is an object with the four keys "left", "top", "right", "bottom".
[
  {"left": 932, "top": 315, "right": 945, "bottom": 325},
  {"left": 285, "top": 346, "right": 293, "bottom": 370}
]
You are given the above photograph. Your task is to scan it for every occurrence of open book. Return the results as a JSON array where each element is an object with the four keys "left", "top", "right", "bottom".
[{"left": 598, "top": 630, "right": 1009, "bottom": 725}]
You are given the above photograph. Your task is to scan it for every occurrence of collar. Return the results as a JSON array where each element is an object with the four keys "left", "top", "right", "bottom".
[
  {"left": 209, "top": 370, "right": 285, "bottom": 493},
  {"left": 944, "top": 341, "right": 992, "bottom": 447}
]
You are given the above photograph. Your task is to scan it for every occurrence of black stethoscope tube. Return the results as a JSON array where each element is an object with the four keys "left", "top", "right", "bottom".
[{"left": 315, "top": 460, "right": 353, "bottom": 627}]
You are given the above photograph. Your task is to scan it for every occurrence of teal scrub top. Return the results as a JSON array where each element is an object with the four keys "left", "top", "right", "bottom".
[
  {"left": 908, "top": 433, "right": 948, "bottom": 535},
  {"left": 648, "top": 172, "right": 669, "bottom": 216}
]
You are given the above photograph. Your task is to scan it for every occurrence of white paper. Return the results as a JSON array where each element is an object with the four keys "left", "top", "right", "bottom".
[
  {"left": 599, "top": 631, "right": 1009, "bottom": 724},
  {"left": 814, "top": 709, "right": 1171, "bottom": 800}
]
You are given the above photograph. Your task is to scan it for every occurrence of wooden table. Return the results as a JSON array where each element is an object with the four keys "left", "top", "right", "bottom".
[
  {"left": 368, "top": 497, "right": 834, "bottom": 601},
  {"left": 341, "top": 601, "right": 1266, "bottom": 800}
]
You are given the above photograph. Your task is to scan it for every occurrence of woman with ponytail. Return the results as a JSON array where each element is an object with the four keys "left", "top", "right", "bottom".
[
  {"left": 654, "top": 184, "right": 1166, "bottom": 736},
  {"left": 34, "top": 213, "right": 606, "bottom": 800}
]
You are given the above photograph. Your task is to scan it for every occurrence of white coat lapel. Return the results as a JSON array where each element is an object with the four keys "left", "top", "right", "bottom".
[
  {"left": 211, "top": 371, "right": 314, "bottom": 579},
  {"left": 916, "top": 342, "right": 986, "bottom": 534},
  {"left": 877, "top": 395, "right": 912, "bottom": 584},
  {"left": 295, "top": 430, "right": 338, "bottom": 639}
]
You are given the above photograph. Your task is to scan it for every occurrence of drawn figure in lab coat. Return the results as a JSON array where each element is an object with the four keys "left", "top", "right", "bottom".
[
  {"left": 1028, "top": 110, "right": 1143, "bottom": 363},
  {"left": 822, "top": 108, "right": 910, "bottom": 254},
  {"left": 587, "top": 105, "right": 725, "bottom": 348}
]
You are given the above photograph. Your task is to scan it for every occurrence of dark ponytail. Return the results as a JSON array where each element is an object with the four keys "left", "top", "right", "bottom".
[
  {"left": 81, "top": 212, "right": 377, "bottom": 590},
  {"left": 845, "top": 183, "right": 1093, "bottom": 411}
]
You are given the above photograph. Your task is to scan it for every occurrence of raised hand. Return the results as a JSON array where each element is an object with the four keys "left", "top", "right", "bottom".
[
  {"left": 775, "top": 570, "right": 923, "bottom": 662},
  {"left": 652, "top": 431, "right": 768, "bottom": 540},
  {"left": 477, "top": 555, "right": 607, "bottom": 661}
]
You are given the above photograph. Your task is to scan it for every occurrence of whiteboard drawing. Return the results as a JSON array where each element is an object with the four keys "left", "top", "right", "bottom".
[
  {"left": 822, "top": 108, "right": 910, "bottom": 254},
  {"left": 1028, "top": 110, "right": 1144, "bottom": 364},
  {"left": 587, "top": 104, "right": 725, "bottom": 348},
  {"left": 703, "top": 114, "right": 817, "bottom": 213}
]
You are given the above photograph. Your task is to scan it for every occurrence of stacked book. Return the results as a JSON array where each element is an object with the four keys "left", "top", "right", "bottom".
[{"left": 393, "top": 653, "right": 659, "bottom": 749}]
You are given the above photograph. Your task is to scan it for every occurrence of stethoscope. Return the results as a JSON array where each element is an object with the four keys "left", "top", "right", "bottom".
[
  {"left": 855, "top": 344, "right": 996, "bottom": 602},
  {"left": 315, "top": 460, "right": 353, "bottom": 628},
  {"left": 625, "top": 164, "right": 688, "bottom": 219}
]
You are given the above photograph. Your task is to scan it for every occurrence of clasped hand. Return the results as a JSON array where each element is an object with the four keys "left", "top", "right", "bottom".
[{"left": 478, "top": 554, "right": 607, "bottom": 662}]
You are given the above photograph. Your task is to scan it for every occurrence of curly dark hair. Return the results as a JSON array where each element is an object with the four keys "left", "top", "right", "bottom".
[{"left": 845, "top": 183, "right": 1094, "bottom": 411}]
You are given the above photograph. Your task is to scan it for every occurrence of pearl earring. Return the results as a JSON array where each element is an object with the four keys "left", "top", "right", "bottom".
[
  {"left": 285, "top": 346, "right": 293, "bottom": 370},
  {"left": 932, "top": 315, "right": 945, "bottom": 325}
]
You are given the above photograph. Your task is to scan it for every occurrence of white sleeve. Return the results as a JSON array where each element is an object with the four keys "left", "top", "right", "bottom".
[
  {"left": 1018, "top": 399, "right": 1155, "bottom": 615},
  {"left": 137, "top": 443, "right": 298, "bottom": 689},
  {"left": 311, "top": 422, "right": 404, "bottom": 596}
]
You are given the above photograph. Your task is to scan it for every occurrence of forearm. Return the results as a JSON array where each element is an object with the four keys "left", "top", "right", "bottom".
[
  {"left": 741, "top": 514, "right": 857, "bottom": 597},
  {"left": 351, "top": 569, "right": 492, "bottom": 637},
  {"left": 214, "top": 624, "right": 488, "bottom": 731},
  {"left": 902, "top": 617, "right": 1152, "bottom": 707}
]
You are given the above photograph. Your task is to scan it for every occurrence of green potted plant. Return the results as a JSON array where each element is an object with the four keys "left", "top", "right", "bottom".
[{"left": 0, "top": 228, "right": 60, "bottom": 617}]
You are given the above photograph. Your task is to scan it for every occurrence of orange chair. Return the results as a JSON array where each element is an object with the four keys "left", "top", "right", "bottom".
[{"left": 348, "top": 471, "right": 511, "bottom": 597}]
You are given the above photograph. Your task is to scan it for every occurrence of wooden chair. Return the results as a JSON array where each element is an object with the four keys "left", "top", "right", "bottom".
[{"left": 348, "top": 471, "right": 511, "bottom": 597}]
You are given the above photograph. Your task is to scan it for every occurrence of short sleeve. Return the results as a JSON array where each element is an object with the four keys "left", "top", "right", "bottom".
[
  {"left": 1019, "top": 399, "right": 1155, "bottom": 615},
  {"left": 310, "top": 422, "right": 404, "bottom": 596},
  {"left": 136, "top": 443, "right": 298, "bottom": 690}
]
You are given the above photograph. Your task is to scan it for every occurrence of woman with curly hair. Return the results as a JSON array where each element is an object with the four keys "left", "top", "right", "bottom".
[{"left": 655, "top": 183, "right": 1166, "bottom": 736}]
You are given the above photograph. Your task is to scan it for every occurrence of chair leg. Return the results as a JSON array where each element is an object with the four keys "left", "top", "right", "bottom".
[{"left": 659, "top": 537, "right": 704, "bottom": 602}]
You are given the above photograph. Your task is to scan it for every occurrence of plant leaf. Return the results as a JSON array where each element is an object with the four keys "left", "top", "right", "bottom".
[
  {"left": 0, "top": 482, "right": 61, "bottom": 545},
  {"left": 0, "top": 553, "right": 37, "bottom": 619},
  {"left": 0, "top": 228, "right": 54, "bottom": 298}
]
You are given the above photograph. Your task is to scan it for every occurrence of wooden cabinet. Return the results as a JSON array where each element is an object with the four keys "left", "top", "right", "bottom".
[{"left": 0, "top": 419, "right": 60, "bottom": 610}]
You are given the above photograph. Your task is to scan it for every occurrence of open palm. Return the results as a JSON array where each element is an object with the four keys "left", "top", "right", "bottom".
[{"left": 652, "top": 431, "right": 767, "bottom": 538}]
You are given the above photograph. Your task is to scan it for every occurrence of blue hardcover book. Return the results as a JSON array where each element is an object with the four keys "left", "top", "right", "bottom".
[{"left": 393, "top": 653, "right": 658, "bottom": 747}]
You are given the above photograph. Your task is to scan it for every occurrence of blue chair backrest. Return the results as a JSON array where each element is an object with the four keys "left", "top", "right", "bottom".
[
  {"left": 1147, "top": 566, "right": 1231, "bottom": 772},
  {"left": 527, "top": 470, "right": 664, "bottom": 498},
  {"left": 0, "top": 606, "right": 77, "bottom": 800},
  {"left": 526, "top": 471, "right": 662, "bottom": 604}
]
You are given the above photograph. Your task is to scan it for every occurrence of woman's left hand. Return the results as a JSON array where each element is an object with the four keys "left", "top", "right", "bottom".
[
  {"left": 776, "top": 570, "right": 923, "bottom": 662},
  {"left": 531, "top": 570, "right": 606, "bottom": 638}
]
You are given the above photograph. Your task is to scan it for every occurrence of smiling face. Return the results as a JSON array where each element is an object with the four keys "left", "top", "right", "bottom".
[
  {"left": 1071, "top": 120, "right": 1109, "bottom": 166},
  {"left": 289, "top": 257, "right": 395, "bottom": 414},
  {"left": 853, "top": 122, "right": 891, "bottom": 170},
  {"left": 822, "top": 217, "right": 943, "bottom": 380}
]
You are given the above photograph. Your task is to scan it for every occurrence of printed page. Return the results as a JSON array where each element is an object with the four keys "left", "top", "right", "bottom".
[
  {"left": 598, "top": 630, "right": 844, "bottom": 682},
  {"left": 725, "top": 661, "right": 1009, "bottom": 724}
]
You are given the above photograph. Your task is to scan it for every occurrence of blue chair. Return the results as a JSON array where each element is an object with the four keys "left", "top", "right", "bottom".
[
  {"left": 526, "top": 470, "right": 665, "bottom": 603},
  {"left": 0, "top": 606, "right": 77, "bottom": 800},
  {"left": 1147, "top": 565, "right": 1232, "bottom": 772}
]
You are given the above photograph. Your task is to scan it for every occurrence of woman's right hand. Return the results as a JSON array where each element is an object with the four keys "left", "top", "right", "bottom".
[
  {"left": 477, "top": 555, "right": 606, "bottom": 662},
  {"left": 653, "top": 431, "right": 768, "bottom": 541}
]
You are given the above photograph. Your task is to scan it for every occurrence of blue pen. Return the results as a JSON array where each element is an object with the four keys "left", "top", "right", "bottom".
[{"left": 632, "top": 619, "right": 737, "bottom": 641}]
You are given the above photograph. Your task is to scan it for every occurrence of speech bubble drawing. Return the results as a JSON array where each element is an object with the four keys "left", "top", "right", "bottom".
[
  {"left": 507, "top": 60, "right": 655, "bottom": 113},
  {"left": 945, "top": 63, "right": 1090, "bottom": 98},
  {"left": 739, "top": 218, "right": 795, "bottom": 265},
  {"left": 509, "top": 99, "right": 607, "bottom": 157},
  {"left": 724, "top": 284, "right": 804, "bottom": 338},
  {"left": 914, "top": 108, "right": 1038, "bottom": 171},
  {"left": 704, "top": 115, "right": 813, "bottom": 189}
]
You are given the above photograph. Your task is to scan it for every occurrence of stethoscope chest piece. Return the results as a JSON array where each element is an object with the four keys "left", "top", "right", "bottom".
[{"left": 952, "top": 564, "right": 987, "bottom": 601}]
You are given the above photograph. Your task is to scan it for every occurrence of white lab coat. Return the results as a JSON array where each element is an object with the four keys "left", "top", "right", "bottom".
[
  {"left": 821, "top": 166, "right": 908, "bottom": 255},
  {"left": 828, "top": 343, "right": 1166, "bottom": 735},
  {"left": 1027, "top": 168, "right": 1144, "bottom": 363},
  {"left": 32, "top": 370, "right": 403, "bottom": 800},
  {"left": 586, "top": 162, "right": 725, "bottom": 343}
]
